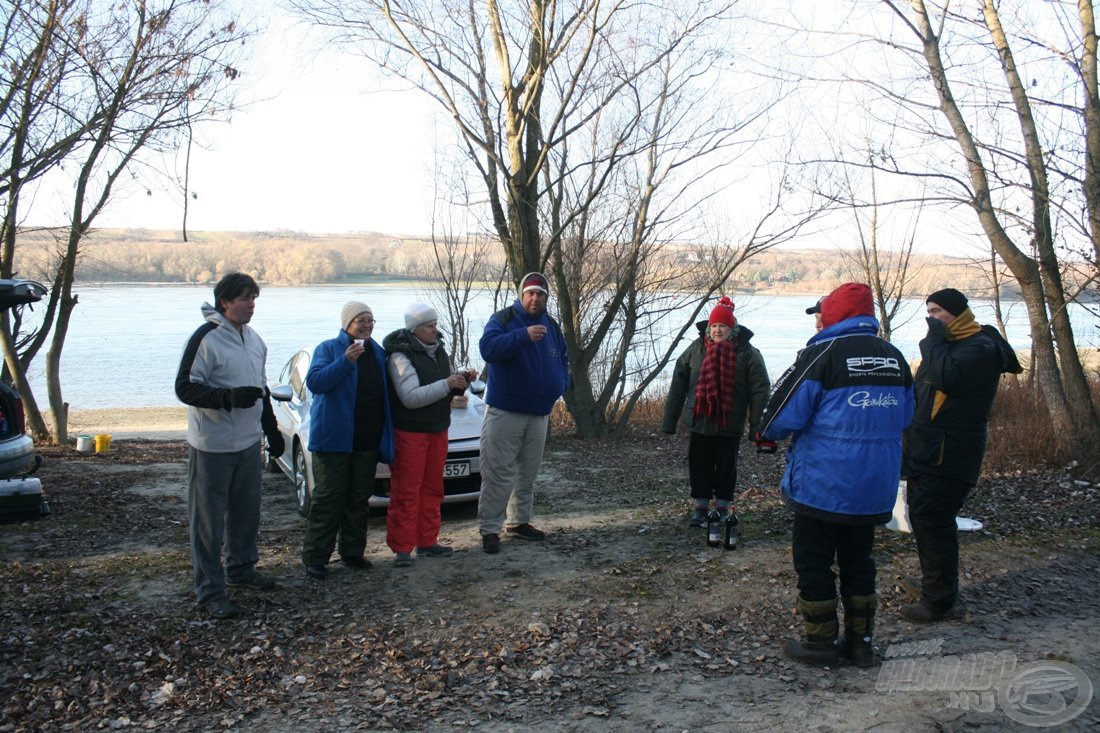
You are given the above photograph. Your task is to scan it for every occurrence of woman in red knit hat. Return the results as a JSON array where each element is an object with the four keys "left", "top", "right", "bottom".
[{"left": 661, "top": 296, "right": 772, "bottom": 534}]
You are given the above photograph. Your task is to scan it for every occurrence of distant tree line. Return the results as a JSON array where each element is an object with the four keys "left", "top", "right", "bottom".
[{"left": 13, "top": 228, "right": 1026, "bottom": 296}]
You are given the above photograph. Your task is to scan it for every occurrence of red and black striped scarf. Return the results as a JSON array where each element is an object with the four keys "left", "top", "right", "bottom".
[{"left": 693, "top": 338, "right": 737, "bottom": 428}]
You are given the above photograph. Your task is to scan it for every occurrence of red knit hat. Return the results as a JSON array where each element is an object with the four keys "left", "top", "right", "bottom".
[
  {"left": 820, "top": 283, "right": 873, "bottom": 328},
  {"left": 707, "top": 296, "right": 736, "bottom": 328}
]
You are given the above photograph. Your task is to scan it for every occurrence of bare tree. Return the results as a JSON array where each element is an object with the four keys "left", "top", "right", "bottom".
[
  {"left": 0, "top": 0, "right": 251, "bottom": 442},
  {"left": 860, "top": 0, "right": 1100, "bottom": 447},
  {"left": 296, "top": 0, "right": 827, "bottom": 436},
  {"left": 0, "top": 0, "right": 91, "bottom": 434},
  {"left": 832, "top": 147, "right": 923, "bottom": 342}
]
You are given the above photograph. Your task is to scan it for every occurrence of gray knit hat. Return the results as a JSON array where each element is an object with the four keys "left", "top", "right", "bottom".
[
  {"left": 341, "top": 301, "right": 372, "bottom": 330},
  {"left": 404, "top": 302, "right": 438, "bottom": 330}
]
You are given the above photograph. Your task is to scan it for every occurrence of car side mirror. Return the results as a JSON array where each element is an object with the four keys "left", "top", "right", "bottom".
[
  {"left": 270, "top": 384, "right": 293, "bottom": 402},
  {"left": 469, "top": 379, "right": 486, "bottom": 396}
]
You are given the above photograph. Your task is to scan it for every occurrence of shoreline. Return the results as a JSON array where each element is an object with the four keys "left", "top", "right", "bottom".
[{"left": 53, "top": 407, "right": 187, "bottom": 441}]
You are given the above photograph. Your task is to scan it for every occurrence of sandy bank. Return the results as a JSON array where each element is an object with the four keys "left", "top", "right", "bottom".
[{"left": 58, "top": 407, "right": 187, "bottom": 440}]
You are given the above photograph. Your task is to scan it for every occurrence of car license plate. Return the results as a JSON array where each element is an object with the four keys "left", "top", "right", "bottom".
[{"left": 443, "top": 461, "right": 470, "bottom": 478}]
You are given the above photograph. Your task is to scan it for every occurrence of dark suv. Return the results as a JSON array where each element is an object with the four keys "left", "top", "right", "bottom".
[{"left": 0, "top": 279, "right": 46, "bottom": 479}]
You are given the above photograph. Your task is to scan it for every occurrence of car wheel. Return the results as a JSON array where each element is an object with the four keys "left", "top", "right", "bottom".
[{"left": 293, "top": 442, "right": 312, "bottom": 517}]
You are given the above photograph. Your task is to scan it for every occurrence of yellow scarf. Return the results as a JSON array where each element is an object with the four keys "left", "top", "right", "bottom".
[{"left": 931, "top": 308, "right": 982, "bottom": 420}]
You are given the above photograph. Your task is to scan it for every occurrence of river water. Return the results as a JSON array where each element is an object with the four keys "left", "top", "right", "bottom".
[{"left": 20, "top": 283, "right": 1099, "bottom": 409}]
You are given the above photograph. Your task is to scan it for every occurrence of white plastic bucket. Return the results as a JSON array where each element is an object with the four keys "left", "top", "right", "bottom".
[
  {"left": 75, "top": 435, "right": 94, "bottom": 452},
  {"left": 885, "top": 480, "right": 983, "bottom": 532}
]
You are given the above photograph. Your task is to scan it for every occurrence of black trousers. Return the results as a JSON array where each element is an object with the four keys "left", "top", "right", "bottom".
[
  {"left": 791, "top": 513, "right": 876, "bottom": 601},
  {"left": 687, "top": 432, "right": 741, "bottom": 502},
  {"left": 906, "top": 472, "right": 972, "bottom": 611}
]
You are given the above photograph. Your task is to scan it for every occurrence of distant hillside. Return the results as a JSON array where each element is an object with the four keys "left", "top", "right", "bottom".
[{"left": 12, "top": 227, "right": 1026, "bottom": 297}]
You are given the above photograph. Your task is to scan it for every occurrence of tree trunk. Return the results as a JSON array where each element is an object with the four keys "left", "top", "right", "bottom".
[
  {"left": 1078, "top": 0, "right": 1100, "bottom": 268},
  {"left": 984, "top": 0, "right": 1100, "bottom": 442},
  {"left": 908, "top": 0, "right": 1074, "bottom": 433},
  {"left": 563, "top": 366, "right": 610, "bottom": 438}
]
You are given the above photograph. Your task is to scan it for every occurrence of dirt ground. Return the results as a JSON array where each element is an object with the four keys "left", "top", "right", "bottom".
[{"left": 1, "top": 434, "right": 1098, "bottom": 732}]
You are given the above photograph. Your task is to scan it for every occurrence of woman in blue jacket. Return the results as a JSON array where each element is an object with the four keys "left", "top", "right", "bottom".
[
  {"left": 760, "top": 283, "right": 914, "bottom": 668},
  {"left": 300, "top": 301, "right": 394, "bottom": 580}
]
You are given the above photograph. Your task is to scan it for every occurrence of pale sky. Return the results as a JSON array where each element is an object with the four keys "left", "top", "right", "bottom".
[
  {"left": 29, "top": 11, "right": 444, "bottom": 236},
  {"left": 19, "top": 3, "right": 993, "bottom": 258}
]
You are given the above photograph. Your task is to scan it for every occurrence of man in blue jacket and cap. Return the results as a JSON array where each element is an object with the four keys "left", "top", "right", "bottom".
[
  {"left": 476, "top": 272, "right": 570, "bottom": 554},
  {"left": 760, "top": 282, "right": 914, "bottom": 667}
]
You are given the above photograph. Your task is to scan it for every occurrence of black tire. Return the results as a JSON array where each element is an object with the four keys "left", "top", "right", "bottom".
[{"left": 293, "top": 442, "right": 312, "bottom": 517}]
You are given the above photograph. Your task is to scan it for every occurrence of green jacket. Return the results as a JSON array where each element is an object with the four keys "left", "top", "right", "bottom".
[{"left": 662, "top": 323, "right": 771, "bottom": 438}]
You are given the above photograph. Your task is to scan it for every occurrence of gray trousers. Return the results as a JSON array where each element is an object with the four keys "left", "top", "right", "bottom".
[
  {"left": 187, "top": 444, "right": 262, "bottom": 603},
  {"left": 477, "top": 406, "right": 548, "bottom": 535}
]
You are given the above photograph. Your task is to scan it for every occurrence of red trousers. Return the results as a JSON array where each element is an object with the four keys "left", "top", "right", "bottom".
[{"left": 386, "top": 429, "right": 447, "bottom": 553}]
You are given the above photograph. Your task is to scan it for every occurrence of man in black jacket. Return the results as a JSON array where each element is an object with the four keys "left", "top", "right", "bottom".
[{"left": 901, "top": 288, "right": 1022, "bottom": 623}]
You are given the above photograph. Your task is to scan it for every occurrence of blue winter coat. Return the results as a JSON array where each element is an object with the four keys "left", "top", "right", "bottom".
[
  {"left": 479, "top": 301, "right": 570, "bottom": 416},
  {"left": 305, "top": 330, "right": 394, "bottom": 462},
  {"left": 760, "top": 315, "right": 914, "bottom": 522}
]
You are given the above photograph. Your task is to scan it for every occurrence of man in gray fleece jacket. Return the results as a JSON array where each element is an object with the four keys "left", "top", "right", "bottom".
[{"left": 174, "top": 273, "right": 284, "bottom": 619}]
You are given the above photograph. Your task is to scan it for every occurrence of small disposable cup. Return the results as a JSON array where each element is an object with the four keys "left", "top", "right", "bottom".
[{"left": 354, "top": 339, "right": 365, "bottom": 347}]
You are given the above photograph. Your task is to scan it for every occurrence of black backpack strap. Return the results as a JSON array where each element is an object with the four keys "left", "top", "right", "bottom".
[{"left": 492, "top": 306, "right": 515, "bottom": 328}]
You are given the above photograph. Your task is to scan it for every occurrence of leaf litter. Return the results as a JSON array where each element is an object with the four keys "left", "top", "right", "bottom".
[{"left": 1, "top": 437, "right": 1098, "bottom": 731}]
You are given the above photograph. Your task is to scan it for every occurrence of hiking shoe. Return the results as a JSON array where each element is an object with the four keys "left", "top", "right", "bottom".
[
  {"left": 201, "top": 597, "right": 241, "bottom": 619},
  {"left": 341, "top": 556, "right": 372, "bottom": 570},
  {"left": 898, "top": 576, "right": 922, "bottom": 599},
  {"left": 394, "top": 552, "right": 413, "bottom": 567},
  {"left": 482, "top": 533, "right": 501, "bottom": 554},
  {"left": 305, "top": 564, "right": 327, "bottom": 580},
  {"left": 688, "top": 507, "right": 708, "bottom": 527},
  {"left": 506, "top": 523, "right": 546, "bottom": 541},
  {"left": 227, "top": 570, "right": 276, "bottom": 590},
  {"left": 416, "top": 544, "right": 454, "bottom": 558}
]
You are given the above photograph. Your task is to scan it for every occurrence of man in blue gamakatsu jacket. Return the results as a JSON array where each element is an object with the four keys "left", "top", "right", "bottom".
[{"left": 760, "top": 282, "right": 914, "bottom": 668}]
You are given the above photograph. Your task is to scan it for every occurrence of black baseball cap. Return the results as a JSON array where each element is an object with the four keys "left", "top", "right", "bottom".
[{"left": 805, "top": 296, "right": 824, "bottom": 315}]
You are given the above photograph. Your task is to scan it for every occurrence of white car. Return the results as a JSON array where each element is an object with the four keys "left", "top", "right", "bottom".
[{"left": 267, "top": 348, "right": 485, "bottom": 516}]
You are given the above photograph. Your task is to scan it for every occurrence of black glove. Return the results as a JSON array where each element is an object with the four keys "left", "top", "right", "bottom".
[
  {"left": 223, "top": 386, "right": 264, "bottom": 410},
  {"left": 266, "top": 431, "right": 285, "bottom": 460},
  {"left": 925, "top": 316, "right": 946, "bottom": 338}
]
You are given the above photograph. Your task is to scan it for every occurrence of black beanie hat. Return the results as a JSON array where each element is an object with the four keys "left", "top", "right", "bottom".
[{"left": 926, "top": 288, "right": 969, "bottom": 316}]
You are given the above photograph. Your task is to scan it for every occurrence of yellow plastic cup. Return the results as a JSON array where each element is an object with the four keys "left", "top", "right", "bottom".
[{"left": 94, "top": 434, "right": 112, "bottom": 453}]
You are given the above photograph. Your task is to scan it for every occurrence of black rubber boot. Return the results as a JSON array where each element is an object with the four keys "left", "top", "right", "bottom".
[
  {"left": 899, "top": 600, "right": 951, "bottom": 623},
  {"left": 839, "top": 593, "right": 877, "bottom": 667},
  {"left": 783, "top": 595, "right": 839, "bottom": 666}
]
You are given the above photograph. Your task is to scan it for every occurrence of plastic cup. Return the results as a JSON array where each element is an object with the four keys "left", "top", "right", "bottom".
[
  {"left": 354, "top": 339, "right": 364, "bottom": 347},
  {"left": 94, "top": 434, "right": 112, "bottom": 453}
]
